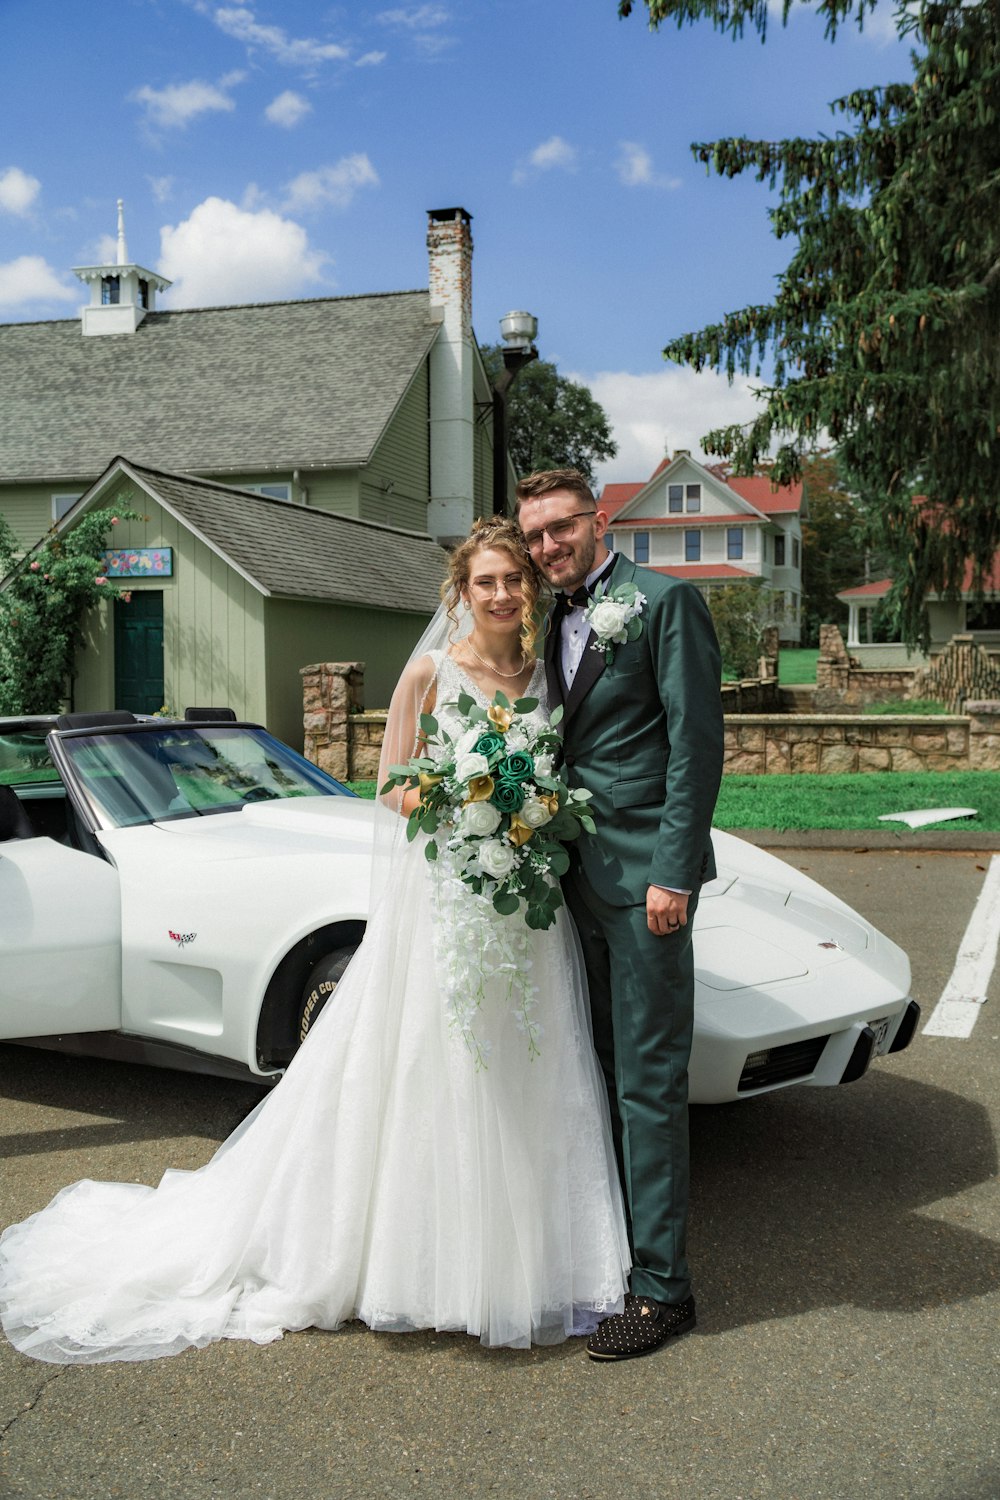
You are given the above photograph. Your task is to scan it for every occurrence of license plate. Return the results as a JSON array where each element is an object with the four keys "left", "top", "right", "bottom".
[{"left": 869, "top": 1016, "right": 891, "bottom": 1052}]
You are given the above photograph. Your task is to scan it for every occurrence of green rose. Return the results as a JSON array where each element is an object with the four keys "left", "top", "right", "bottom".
[
  {"left": 490, "top": 777, "right": 525, "bottom": 814},
  {"left": 474, "top": 732, "right": 506, "bottom": 760},
  {"left": 498, "top": 751, "right": 534, "bottom": 782}
]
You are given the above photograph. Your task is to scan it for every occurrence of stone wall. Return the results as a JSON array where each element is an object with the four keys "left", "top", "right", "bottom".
[
  {"left": 814, "top": 624, "right": 1000, "bottom": 712},
  {"left": 303, "top": 660, "right": 1000, "bottom": 780},
  {"left": 720, "top": 677, "right": 783, "bottom": 713},
  {"left": 724, "top": 703, "right": 1000, "bottom": 775}
]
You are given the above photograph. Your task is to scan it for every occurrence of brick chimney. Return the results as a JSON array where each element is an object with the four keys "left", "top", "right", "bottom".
[{"left": 426, "top": 207, "right": 475, "bottom": 546}]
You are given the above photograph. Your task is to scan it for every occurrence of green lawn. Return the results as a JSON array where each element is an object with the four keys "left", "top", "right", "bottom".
[
  {"left": 778, "top": 648, "right": 819, "bottom": 685},
  {"left": 349, "top": 770, "right": 999, "bottom": 831},
  {"left": 714, "top": 771, "right": 1000, "bottom": 831},
  {"left": 862, "top": 698, "right": 949, "bottom": 715}
]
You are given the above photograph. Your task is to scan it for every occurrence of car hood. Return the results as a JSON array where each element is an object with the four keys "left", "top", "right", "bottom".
[{"left": 141, "top": 796, "right": 378, "bottom": 860}]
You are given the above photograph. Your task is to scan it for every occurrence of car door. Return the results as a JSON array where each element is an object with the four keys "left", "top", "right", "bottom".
[{"left": 0, "top": 730, "right": 122, "bottom": 1037}]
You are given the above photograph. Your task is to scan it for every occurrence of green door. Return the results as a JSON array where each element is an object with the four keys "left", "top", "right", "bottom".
[{"left": 114, "top": 591, "right": 164, "bottom": 714}]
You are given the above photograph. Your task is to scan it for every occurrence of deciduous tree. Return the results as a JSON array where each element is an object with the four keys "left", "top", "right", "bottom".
[{"left": 480, "top": 346, "right": 617, "bottom": 486}]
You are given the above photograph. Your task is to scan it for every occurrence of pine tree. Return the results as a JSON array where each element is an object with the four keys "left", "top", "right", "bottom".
[{"left": 620, "top": 0, "right": 1000, "bottom": 645}]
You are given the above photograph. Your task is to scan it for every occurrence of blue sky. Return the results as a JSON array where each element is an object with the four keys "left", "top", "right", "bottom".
[{"left": 0, "top": 0, "right": 912, "bottom": 484}]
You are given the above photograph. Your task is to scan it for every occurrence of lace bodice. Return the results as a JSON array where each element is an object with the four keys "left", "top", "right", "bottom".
[{"left": 430, "top": 652, "right": 549, "bottom": 744}]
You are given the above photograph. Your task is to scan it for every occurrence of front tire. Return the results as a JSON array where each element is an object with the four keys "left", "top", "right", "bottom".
[{"left": 297, "top": 946, "right": 357, "bottom": 1045}]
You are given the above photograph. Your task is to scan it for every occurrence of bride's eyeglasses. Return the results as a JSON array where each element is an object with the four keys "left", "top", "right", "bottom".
[
  {"left": 469, "top": 572, "right": 526, "bottom": 598},
  {"left": 521, "top": 511, "right": 596, "bottom": 550}
]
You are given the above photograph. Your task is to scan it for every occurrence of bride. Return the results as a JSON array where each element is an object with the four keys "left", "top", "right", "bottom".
[{"left": 0, "top": 516, "right": 630, "bottom": 1364}]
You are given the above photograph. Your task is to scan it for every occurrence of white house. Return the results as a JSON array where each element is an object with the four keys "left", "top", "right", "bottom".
[{"left": 601, "top": 453, "right": 805, "bottom": 644}]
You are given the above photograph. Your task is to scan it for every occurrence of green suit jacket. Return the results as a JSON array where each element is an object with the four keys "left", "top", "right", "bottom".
[{"left": 545, "top": 555, "right": 724, "bottom": 907}]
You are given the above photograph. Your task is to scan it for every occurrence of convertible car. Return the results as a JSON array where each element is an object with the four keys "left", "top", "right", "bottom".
[{"left": 0, "top": 711, "right": 918, "bottom": 1103}]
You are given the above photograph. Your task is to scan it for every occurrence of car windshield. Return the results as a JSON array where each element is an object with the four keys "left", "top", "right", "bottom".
[
  {"left": 0, "top": 730, "right": 59, "bottom": 785},
  {"left": 58, "top": 725, "right": 352, "bottom": 828}
]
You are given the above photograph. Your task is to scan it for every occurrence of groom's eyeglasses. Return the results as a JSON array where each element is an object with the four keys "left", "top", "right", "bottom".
[
  {"left": 522, "top": 511, "right": 596, "bottom": 551},
  {"left": 470, "top": 572, "right": 526, "bottom": 598}
]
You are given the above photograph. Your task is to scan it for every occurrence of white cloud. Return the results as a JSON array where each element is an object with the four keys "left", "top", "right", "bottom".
[
  {"left": 148, "top": 175, "right": 174, "bottom": 203},
  {"left": 94, "top": 234, "right": 118, "bottom": 263},
  {"left": 356, "top": 51, "right": 387, "bottom": 66},
  {"left": 377, "top": 5, "right": 450, "bottom": 26},
  {"left": 265, "top": 89, "right": 312, "bottom": 127},
  {"left": 158, "top": 196, "right": 330, "bottom": 306},
  {"left": 281, "top": 155, "right": 380, "bottom": 213},
  {"left": 570, "top": 367, "right": 765, "bottom": 488},
  {"left": 213, "top": 6, "right": 348, "bottom": 65},
  {"left": 0, "top": 255, "right": 76, "bottom": 310},
  {"left": 0, "top": 166, "right": 41, "bottom": 217},
  {"left": 132, "top": 76, "right": 241, "bottom": 129},
  {"left": 615, "top": 142, "right": 681, "bottom": 191},
  {"left": 513, "top": 135, "right": 578, "bottom": 185}
]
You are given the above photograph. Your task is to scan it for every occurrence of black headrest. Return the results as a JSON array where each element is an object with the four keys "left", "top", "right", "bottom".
[
  {"left": 55, "top": 711, "right": 138, "bottom": 731},
  {"left": 184, "top": 707, "right": 237, "bottom": 722},
  {"left": 0, "top": 785, "right": 34, "bottom": 841}
]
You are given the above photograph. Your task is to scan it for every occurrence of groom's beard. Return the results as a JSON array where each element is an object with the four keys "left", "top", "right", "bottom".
[{"left": 547, "top": 530, "right": 598, "bottom": 591}]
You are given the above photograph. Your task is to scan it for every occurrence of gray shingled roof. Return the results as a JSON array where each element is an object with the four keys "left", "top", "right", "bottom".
[
  {"left": 107, "top": 458, "right": 447, "bottom": 613},
  {"left": 0, "top": 292, "right": 438, "bottom": 482}
]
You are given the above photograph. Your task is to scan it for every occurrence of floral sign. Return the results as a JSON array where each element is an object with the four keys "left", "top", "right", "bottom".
[{"left": 102, "top": 548, "right": 173, "bottom": 578}]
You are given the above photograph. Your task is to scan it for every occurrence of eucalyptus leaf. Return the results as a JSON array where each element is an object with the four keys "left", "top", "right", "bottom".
[
  {"left": 626, "top": 617, "right": 643, "bottom": 642},
  {"left": 424, "top": 840, "right": 438, "bottom": 862},
  {"left": 549, "top": 704, "right": 564, "bottom": 726},
  {"left": 419, "top": 713, "right": 439, "bottom": 737},
  {"left": 494, "top": 690, "right": 511, "bottom": 709},
  {"left": 493, "top": 890, "right": 520, "bottom": 916},
  {"left": 456, "top": 692, "right": 476, "bottom": 715},
  {"left": 512, "top": 697, "right": 539, "bottom": 713}
]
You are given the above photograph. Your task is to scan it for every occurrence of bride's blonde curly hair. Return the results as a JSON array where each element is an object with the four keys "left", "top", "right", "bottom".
[{"left": 442, "top": 516, "right": 547, "bottom": 661}]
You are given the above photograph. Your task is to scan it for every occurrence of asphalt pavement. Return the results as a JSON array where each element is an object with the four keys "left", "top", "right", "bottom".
[{"left": 1, "top": 847, "right": 998, "bottom": 1500}]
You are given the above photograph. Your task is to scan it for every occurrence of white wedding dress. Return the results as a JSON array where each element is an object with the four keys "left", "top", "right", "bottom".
[{"left": 0, "top": 655, "right": 629, "bottom": 1363}]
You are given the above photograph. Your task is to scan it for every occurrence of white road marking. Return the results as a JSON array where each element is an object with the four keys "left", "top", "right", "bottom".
[{"left": 923, "top": 855, "right": 1000, "bottom": 1038}]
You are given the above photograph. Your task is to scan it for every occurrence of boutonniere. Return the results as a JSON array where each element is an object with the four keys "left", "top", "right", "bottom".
[{"left": 585, "top": 581, "right": 647, "bottom": 664}]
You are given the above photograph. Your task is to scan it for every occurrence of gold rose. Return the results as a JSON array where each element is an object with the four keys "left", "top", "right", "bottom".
[{"left": 463, "top": 774, "right": 495, "bottom": 804}]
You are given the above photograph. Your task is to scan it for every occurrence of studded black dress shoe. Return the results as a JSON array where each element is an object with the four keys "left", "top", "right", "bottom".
[{"left": 586, "top": 1293, "right": 696, "bottom": 1362}]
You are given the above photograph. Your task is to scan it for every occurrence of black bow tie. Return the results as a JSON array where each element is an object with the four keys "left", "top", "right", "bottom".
[{"left": 555, "top": 561, "right": 615, "bottom": 616}]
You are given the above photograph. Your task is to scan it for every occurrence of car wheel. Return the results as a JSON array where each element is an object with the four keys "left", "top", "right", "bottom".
[{"left": 297, "top": 946, "right": 357, "bottom": 1045}]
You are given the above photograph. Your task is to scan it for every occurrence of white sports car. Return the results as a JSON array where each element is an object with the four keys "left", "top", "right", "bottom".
[{"left": 0, "top": 711, "right": 918, "bottom": 1103}]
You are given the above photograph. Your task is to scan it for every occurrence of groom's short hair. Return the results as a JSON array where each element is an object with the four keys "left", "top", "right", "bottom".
[{"left": 515, "top": 468, "right": 596, "bottom": 512}]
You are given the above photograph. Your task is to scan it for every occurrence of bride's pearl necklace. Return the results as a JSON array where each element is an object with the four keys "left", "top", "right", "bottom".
[{"left": 465, "top": 640, "right": 529, "bottom": 679}]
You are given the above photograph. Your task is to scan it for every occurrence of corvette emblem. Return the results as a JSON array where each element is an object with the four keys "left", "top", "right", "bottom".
[{"left": 169, "top": 930, "right": 197, "bottom": 948}]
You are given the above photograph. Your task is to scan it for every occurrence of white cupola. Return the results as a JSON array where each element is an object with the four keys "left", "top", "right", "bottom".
[{"left": 73, "top": 200, "right": 172, "bottom": 336}]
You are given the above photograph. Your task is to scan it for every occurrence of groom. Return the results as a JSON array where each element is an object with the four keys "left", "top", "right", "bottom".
[{"left": 516, "top": 468, "right": 724, "bottom": 1362}]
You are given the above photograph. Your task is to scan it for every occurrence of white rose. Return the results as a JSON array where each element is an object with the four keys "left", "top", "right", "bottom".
[
  {"left": 462, "top": 801, "right": 502, "bottom": 837},
  {"left": 534, "top": 752, "right": 554, "bottom": 776},
  {"left": 589, "top": 599, "right": 629, "bottom": 639},
  {"left": 519, "top": 796, "right": 554, "bottom": 829},
  {"left": 477, "top": 839, "right": 517, "bottom": 879},
  {"left": 454, "top": 726, "right": 480, "bottom": 760},
  {"left": 505, "top": 726, "right": 529, "bottom": 752},
  {"left": 455, "top": 751, "right": 489, "bottom": 782}
]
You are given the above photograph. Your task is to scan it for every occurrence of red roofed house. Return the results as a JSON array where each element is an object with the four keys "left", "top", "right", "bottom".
[
  {"left": 839, "top": 554, "right": 1000, "bottom": 660},
  {"left": 600, "top": 452, "right": 805, "bottom": 644}
]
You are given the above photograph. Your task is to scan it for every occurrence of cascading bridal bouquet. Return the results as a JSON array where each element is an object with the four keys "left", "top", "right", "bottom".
[{"left": 380, "top": 687, "right": 596, "bottom": 1065}]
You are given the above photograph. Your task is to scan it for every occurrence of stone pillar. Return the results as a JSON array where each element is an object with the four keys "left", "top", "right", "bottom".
[
  {"left": 814, "top": 623, "right": 850, "bottom": 708},
  {"left": 967, "top": 701, "right": 1000, "bottom": 770},
  {"left": 758, "top": 624, "right": 779, "bottom": 680},
  {"left": 301, "top": 661, "right": 364, "bottom": 780}
]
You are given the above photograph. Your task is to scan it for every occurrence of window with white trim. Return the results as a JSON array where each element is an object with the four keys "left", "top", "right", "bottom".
[
  {"left": 686, "top": 484, "right": 701, "bottom": 512},
  {"left": 727, "top": 527, "right": 744, "bottom": 560},
  {"left": 668, "top": 484, "right": 683, "bottom": 513},
  {"left": 685, "top": 529, "right": 701, "bottom": 562},
  {"left": 774, "top": 534, "right": 786, "bottom": 566},
  {"left": 245, "top": 483, "right": 293, "bottom": 502},
  {"left": 634, "top": 531, "right": 650, "bottom": 564},
  {"left": 604, "top": 531, "right": 614, "bottom": 551},
  {"left": 792, "top": 537, "right": 800, "bottom": 568},
  {"left": 52, "top": 493, "right": 82, "bottom": 522}
]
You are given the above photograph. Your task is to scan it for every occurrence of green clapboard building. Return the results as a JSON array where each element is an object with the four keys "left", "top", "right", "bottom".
[{"left": 1, "top": 207, "right": 504, "bottom": 740}]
